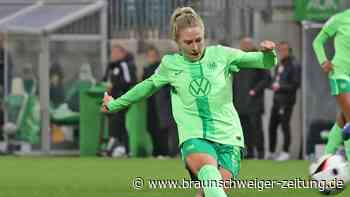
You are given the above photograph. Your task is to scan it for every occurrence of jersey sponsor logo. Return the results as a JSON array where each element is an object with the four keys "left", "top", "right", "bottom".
[{"left": 189, "top": 77, "right": 212, "bottom": 97}]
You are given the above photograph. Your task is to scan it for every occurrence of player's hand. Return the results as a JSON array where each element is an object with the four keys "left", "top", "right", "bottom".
[
  {"left": 321, "top": 60, "right": 333, "bottom": 74},
  {"left": 260, "top": 40, "right": 276, "bottom": 52},
  {"left": 101, "top": 92, "right": 114, "bottom": 112}
]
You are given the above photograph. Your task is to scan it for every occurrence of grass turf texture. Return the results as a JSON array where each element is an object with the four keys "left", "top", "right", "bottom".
[{"left": 0, "top": 157, "right": 349, "bottom": 197}]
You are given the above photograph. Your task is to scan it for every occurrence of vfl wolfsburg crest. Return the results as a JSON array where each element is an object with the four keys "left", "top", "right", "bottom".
[
  {"left": 189, "top": 78, "right": 212, "bottom": 97},
  {"left": 207, "top": 62, "right": 217, "bottom": 70}
]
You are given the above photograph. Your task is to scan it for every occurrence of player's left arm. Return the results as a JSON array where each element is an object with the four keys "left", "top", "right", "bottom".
[{"left": 236, "top": 40, "right": 277, "bottom": 69}]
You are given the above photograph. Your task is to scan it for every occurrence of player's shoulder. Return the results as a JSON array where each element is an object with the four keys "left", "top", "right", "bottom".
[
  {"left": 161, "top": 53, "right": 179, "bottom": 62},
  {"left": 160, "top": 53, "right": 182, "bottom": 68},
  {"left": 207, "top": 44, "right": 239, "bottom": 51},
  {"left": 338, "top": 9, "right": 350, "bottom": 17},
  {"left": 326, "top": 10, "right": 350, "bottom": 24},
  {"left": 338, "top": 9, "right": 350, "bottom": 22},
  {"left": 207, "top": 45, "right": 242, "bottom": 54}
]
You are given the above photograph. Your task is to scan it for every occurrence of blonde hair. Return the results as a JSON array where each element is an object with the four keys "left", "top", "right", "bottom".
[{"left": 170, "top": 7, "right": 204, "bottom": 41}]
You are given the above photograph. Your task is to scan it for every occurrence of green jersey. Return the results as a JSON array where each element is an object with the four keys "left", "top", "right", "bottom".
[
  {"left": 313, "top": 9, "right": 350, "bottom": 74},
  {"left": 107, "top": 45, "right": 276, "bottom": 147}
]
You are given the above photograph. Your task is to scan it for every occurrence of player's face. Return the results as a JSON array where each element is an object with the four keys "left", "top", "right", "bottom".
[{"left": 177, "top": 26, "right": 204, "bottom": 61}]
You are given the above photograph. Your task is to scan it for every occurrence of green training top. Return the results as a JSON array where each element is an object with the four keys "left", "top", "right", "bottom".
[
  {"left": 107, "top": 45, "right": 277, "bottom": 147},
  {"left": 313, "top": 9, "right": 350, "bottom": 73}
]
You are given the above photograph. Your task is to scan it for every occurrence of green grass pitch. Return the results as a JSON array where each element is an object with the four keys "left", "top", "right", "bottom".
[{"left": 0, "top": 157, "right": 349, "bottom": 197}]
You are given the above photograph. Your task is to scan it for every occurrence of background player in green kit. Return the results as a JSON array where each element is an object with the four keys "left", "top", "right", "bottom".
[
  {"left": 102, "top": 7, "right": 277, "bottom": 197},
  {"left": 313, "top": 9, "right": 350, "bottom": 161}
]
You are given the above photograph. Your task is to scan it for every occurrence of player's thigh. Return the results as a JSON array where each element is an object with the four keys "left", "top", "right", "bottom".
[
  {"left": 335, "top": 93, "right": 350, "bottom": 121},
  {"left": 181, "top": 138, "right": 218, "bottom": 174}
]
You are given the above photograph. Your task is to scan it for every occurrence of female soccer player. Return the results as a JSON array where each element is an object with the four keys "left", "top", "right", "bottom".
[
  {"left": 313, "top": 9, "right": 350, "bottom": 160},
  {"left": 102, "top": 7, "right": 276, "bottom": 197}
]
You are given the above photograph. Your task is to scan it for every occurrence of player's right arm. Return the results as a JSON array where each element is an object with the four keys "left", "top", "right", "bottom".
[
  {"left": 313, "top": 14, "right": 339, "bottom": 66},
  {"left": 103, "top": 57, "right": 170, "bottom": 112}
]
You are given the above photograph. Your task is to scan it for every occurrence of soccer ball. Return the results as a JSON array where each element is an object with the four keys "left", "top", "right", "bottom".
[{"left": 310, "top": 154, "right": 350, "bottom": 195}]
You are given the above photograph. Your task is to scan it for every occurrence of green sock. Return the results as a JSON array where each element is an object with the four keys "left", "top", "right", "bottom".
[
  {"left": 197, "top": 165, "right": 227, "bottom": 197},
  {"left": 325, "top": 123, "right": 343, "bottom": 154}
]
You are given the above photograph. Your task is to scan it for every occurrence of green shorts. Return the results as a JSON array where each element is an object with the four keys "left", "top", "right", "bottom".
[
  {"left": 329, "top": 69, "right": 350, "bottom": 95},
  {"left": 329, "top": 77, "right": 350, "bottom": 95},
  {"left": 180, "top": 138, "right": 242, "bottom": 178}
]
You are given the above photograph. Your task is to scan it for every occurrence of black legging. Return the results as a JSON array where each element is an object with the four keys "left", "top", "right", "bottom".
[
  {"left": 146, "top": 98, "right": 169, "bottom": 156},
  {"left": 268, "top": 103, "right": 294, "bottom": 153},
  {"left": 108, "top": 110, "right": 129, "bottom": 153},
  {"left": 250, "top": 113, "right": 265, "bottom": 157},
  {"left": 240, "top": 113, "right": 265, "bottom": 158}
]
